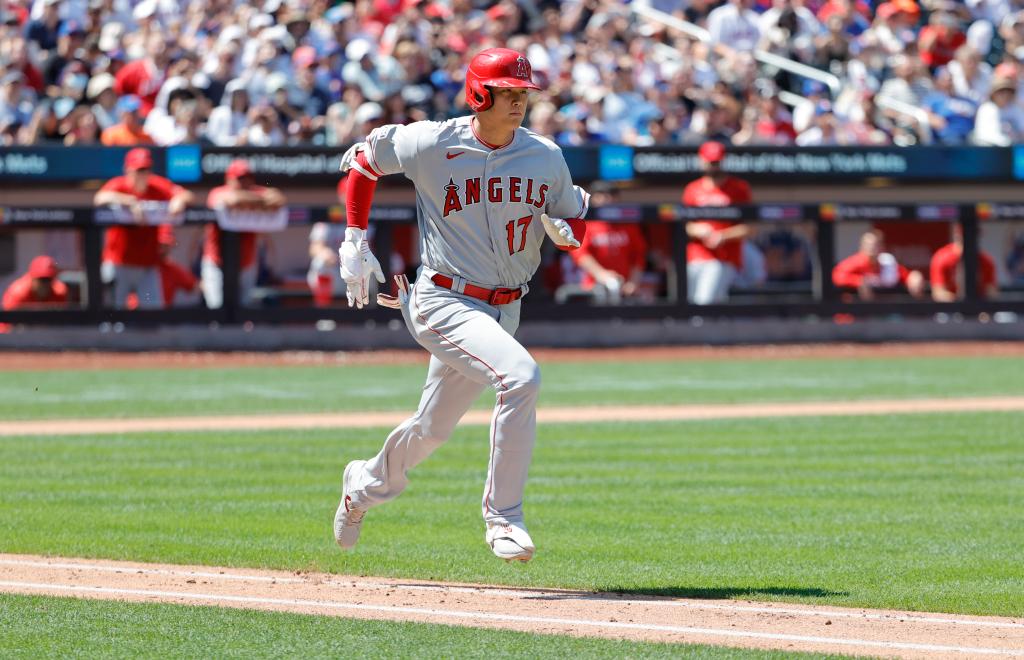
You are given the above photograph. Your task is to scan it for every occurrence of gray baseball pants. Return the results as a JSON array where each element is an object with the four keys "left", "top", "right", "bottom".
[{"left": 345, "top": 270, "right": 538, "bottom": 525}]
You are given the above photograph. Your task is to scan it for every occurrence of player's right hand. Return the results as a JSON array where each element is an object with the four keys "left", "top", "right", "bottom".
[
  {"left": 376, "top": 274, "right": 411, "bottom": 310},
  {"left": 338, "top": 227, "right": 385, "bottom": 309}
]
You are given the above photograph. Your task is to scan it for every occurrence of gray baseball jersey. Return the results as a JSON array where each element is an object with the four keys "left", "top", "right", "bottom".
[{"left": 363, "top": 115, "right": 589, "bottom": 288}]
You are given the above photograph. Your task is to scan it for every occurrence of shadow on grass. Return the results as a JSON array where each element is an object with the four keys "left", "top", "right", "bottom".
[{"left": 594, "top": 586, "right": 848, "bottom": 600}]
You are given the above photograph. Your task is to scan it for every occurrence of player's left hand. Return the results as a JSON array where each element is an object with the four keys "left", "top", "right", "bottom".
[
  {"left": 376, "top": 274, "right": 411, "bottom": 310},
  {"left": 339, "top": 227, "right": 385, "bottom": 309},
  {"left": 540, "top": 213, "right": 580, "bottom": 249}
]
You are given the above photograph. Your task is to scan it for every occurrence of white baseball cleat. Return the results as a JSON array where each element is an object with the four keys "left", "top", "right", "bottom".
[
  {"left": 334, "top": 460, "right": 367, "bottom": 549},
  {"left": 485, "top": 521, "right": 535, "bottom": 562}
]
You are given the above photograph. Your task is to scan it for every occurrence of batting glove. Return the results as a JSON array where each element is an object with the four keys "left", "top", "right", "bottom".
[
  {"left": 338, "top": 227, "right": 385, "bottom": 309},
  {"left": 540, "top": 213, "right": 581, "bottom": 249},
  {"left": 376, "top": 274, "right": 411, "bottom": 310}
]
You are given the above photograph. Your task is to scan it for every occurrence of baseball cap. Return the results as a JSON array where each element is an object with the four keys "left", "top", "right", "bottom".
[
  {"left": 29, "top": 256, "right": 59, "bottom": 279},
  {"left": 354, "top": 101, "right": 383, "bottom": 125},
  {"left": 225, "top": 159, "right": 252, "bottom": 180},
  {"left": 292, "top": 45, "right": 317, "bottom": 68},
  {"left": 87, "top": 72, "right": 115, "bottom": 99},
  {"left": 698, "top": 141, "right": 726, "bottom": 163},
  {"left": 115, "top": 95, "right": 142, "bottom": 115},
  {"left": 124, "top": 147, "right": 153, "bottom": 171}
]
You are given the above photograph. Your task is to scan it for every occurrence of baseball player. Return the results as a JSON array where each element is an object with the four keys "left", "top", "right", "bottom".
[{"left": 333, "top": 48, "right": 589, "bottom": 563}]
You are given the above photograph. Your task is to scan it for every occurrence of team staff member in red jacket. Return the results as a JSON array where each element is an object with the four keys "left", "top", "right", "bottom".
[
  {"left": 93, "top": 148, "right": 193, "bottom": 309},
  {"left": 203, "top": 159, "right": 286, "bottom": 309},
  {"left": 1, "top": 256, "right": 68, "bottom": 310},
  {"left": 833, "top": 230, "right": 925, "bottom": 300},
  {"left": 569, "top": 181, "right": 647, "bottom": 301},
  {"left": 682, "top": 141, "right": 751, "bottom": 304},
  {"left": 930, "top": 226, "right": 999, "bottom": 301}
]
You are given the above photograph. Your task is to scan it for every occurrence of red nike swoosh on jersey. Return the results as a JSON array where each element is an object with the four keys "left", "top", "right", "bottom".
[{"left": 446, "top": 151, "right": 465, "bottom": 160}]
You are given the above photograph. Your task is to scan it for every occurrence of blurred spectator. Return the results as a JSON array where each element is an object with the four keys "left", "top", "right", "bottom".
[
  {"left": 930, "top": 227, "right": 999, "bottom": 301},
  {"left": 0, "top": 72, "right": 35, "bottom": 130},
  {"left": 203, "top": 159, "right": 286, "bottom": 309},
  {"left": 918, "top": 2, "right": 967, "bottom": 68},
  {"left": 60, "top": 105, "right": 100, "bottom": 145},
  {"left": 93, "top": 148, "right": 193, "bottom": 309},
  {"left": 100, "top": 95, "right": 154, "bottom": 145},
  {"left": 833, "top": 230, "right": 925, "bottom": 300},
  {"left": 207, "top": 80, "right": 250, "bottom": 146},
  {"left": 708, "top": 0, "right": 762, "bottom": 53},
  {"left": 973, "top": 76, "right": 1024, "bottom": 145},
  {"left": 756, "top": 228, "right": 814, "bottom": 282},
  {"left": 946, "top": 46, "right": 992, "bottom": 104},
  {"left": 87, "top": 72, "right": 118, "bottom": 130},
  {"left": 1, "top": 256, "right": 68, "bottom": 310},
  {"left": 682, "top": 141, "right": 752, "bottom": 304},
  {"left": 113, "top": 33, "right": 172, "bottom": 116},
  {"left": 24, "top": 0, "right": 63, "bottom": 53},
  {"left": 734, "top": 86, "right": 797, "bottom": 145},
  {"left": 568, "top": 181, "right": 649, "bottom": 303},
  {"left": 922, "top": 67, "right": 979, "bottom": 144}
]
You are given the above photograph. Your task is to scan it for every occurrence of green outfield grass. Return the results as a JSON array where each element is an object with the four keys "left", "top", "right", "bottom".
[
  {"left": 1, "top": 412, "right": 1021, "bottom": 616},
  {"left": 1, "top": 355, "right": 1023, "bottom": 420},
  {"left": 0, "top": 594, "right": 843, "bottom": 659}
]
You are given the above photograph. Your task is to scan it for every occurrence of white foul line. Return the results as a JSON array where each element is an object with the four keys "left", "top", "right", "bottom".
[
  {"left": 1, "top": 558, "right": 1022, "bottom": 631},
  {"left": 0, "top": 581, "right": 1020, "bottom": 657}
]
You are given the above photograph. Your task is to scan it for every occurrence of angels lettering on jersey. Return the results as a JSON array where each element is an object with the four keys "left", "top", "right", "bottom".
[{"left": 442, "top": 176, "right": 548, "bottom": 218}]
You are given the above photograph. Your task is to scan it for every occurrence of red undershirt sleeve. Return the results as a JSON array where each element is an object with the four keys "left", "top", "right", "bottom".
[{"left": 344, "top": 151, "right": 380, "bottom": 230}]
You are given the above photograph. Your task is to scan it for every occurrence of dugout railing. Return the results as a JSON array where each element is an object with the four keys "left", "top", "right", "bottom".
[{"left": 1, "top": 201, "right": 1022, "bottom": 326}]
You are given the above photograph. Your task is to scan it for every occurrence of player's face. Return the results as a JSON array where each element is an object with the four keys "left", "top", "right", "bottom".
[{"left": 488, "top": 87, "right": 530, "bottom": 127}]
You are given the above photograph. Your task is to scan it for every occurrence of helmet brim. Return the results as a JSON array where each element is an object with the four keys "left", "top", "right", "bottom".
[{"left": 482, "top": 77, "right": 542, "bottom": 90}]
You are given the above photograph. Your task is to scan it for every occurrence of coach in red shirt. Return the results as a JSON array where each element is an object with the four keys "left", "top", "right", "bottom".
[
  {"left": 203, "top": 159, "right": 285, "bottom": 309},
  {"left": 930, "top": 228, "right": 998, "bottom": 301},
  {"left": 569, "top": 181, "right": 647, "bottom": 302},
  {"left": 833, "top": 230, "right": 925, "bottom": 300},
  {"left": 682, "top": 141, "right": 752, "bottom": 304},
  {"left": 1, "top": 256, "right": 68, "bottom": 310},
  {"left": 93, "top": 148, "right": 193, "bottom": 309}
]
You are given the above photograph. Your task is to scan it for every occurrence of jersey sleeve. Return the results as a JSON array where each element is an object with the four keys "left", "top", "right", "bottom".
[
  {"left": 360, "top": 123, "right": 422, "bottom": 180},
  {"left": 545, "top": 154, "right": 590, "bottom": 220}
]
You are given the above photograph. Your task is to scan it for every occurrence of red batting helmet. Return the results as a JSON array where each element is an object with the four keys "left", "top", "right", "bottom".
[{"left": 465, "top": 48, "right": 541, "bottom": 112}]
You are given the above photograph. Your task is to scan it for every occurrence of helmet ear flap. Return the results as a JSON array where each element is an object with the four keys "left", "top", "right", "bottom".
[{"left": 467, "top": 78, "right": 493, "bottom": 112}]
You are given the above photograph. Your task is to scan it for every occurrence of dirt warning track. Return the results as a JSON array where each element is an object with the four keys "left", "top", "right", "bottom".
[
  {"left": 0, "top": 555, "right": 1021, "bottom": 658},
  {"left": 3, "top": 396, "right": 1023, "bottom": 436}
]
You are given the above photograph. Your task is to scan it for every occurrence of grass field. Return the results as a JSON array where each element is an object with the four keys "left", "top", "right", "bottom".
[
  {"left": 0, "top": 593, "right": 837, "bottom": 659},
  {"left": 1, "top": 354, "right": 1022, "bottom": 657},
  {"left": 2, "top": 355, "right": 1024, "bottom": 420}
]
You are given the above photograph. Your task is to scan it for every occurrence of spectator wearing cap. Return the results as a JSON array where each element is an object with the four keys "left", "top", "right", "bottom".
[
  {"left": 918, "top": 3, "right": 967, "bottom": 69},
  {"left": 93, "top": 148, "right": 193, "bottom": 309},
  {"left": 568, "top": 181, "right": 649, "bottom": 303},
  {"left": 833, "top": 230, "right": 925, "bottom": 300},
  {"left": 973, "top": 75, "right": 1024, "bottom": 145},
  {"left": 682, "top": 141, "right": 753, "bottom": 305},
  {"left": 202, "top": 159, "right": 286, "bottom": 309},
  {"left": 100, "top": 95, "right": 153, "bottom": 145},
  {"left": 244, "top": 103, "right": 286, "bottom": 146},
  {"left": 865, "top": 0, "right": 920, "bottom": 56},
  {"left": 922, "top": 67, "right": 979, "bottom": 143},
  {"left": 87, "top": 73, "right": 118, "bottom": 129},
  {"left": 1, "top": 256, "right": 69, "bottom": 311},
  {"left": 114, "top": 32, "right": 173, "bottom": 116},
  {"left": 207, "top": 80, "right": 249, "bottom": 146},
  {"left": 796, "top": 102, "right": 842, "bottom": 144}
]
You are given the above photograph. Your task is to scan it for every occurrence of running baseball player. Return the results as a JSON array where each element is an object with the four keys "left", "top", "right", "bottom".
[{"left": 333, "top": 48, "right": 589, "bottom": 562}]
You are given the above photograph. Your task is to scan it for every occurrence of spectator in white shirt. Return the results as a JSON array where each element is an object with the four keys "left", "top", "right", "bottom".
[
  {"left": 708, "top": 0, "right": 763, "bottom": 53},
  {"left": 206, "top": 80, "right": 249, "bottom": 146},
  {"left": 946, "top": 46, "right": 992, "bottom": 104},
  {"left": 974, "top": 76, "right": 1024, "bottom": 145}
]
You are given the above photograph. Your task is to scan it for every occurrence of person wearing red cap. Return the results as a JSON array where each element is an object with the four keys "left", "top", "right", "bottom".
[
  {"left": 1, "top": 255, "right": 69, "bottom": 311},
  {"left": 203, "top": 159, "right": 285, "bottom": 309},
  {"left": 682, "top": 141, "right": 752, "bottom": 304},
  {"left": 93, "top": 147, "right": 194, "bottom": 309}
]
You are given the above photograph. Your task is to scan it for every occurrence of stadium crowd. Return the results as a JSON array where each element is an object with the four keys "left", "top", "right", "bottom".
[{"left": 3, "top": 0, "right": 1024, "bottom": 149}]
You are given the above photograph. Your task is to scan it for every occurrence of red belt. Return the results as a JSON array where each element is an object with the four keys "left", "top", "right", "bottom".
[{"left": 430, "top": 274, "right": 523, "bottom": 305}]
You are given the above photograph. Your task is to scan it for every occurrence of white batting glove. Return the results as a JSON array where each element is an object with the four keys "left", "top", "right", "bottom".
[
  {"left": 540, "top": 213, "right": 581, "bottom": 249},
  {"left": 376, "top": 274, "right": 411, "bottom": 310},
  {"left": 338, "top": 142, "right": 365, "bottom": 172},
  {"left": 338, "top": 227, "right": 385, "bottom": 309}
]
